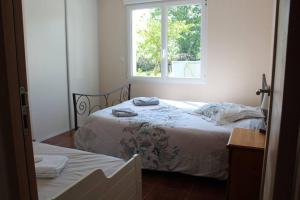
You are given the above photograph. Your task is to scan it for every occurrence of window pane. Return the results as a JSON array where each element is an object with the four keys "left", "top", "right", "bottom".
[
  {"left": 167, "top": 4, "right": 202, "bottom": 78},
  {"left": 132, "top": 8, "right": 162, "bottom": 77}
]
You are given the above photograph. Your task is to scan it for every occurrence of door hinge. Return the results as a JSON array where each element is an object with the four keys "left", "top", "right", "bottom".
[{"left": 20, "top": 86, "right": 29, "bottom": 136}]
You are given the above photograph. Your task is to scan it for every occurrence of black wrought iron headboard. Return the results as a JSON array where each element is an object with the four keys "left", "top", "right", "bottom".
[
  {"left": 256, "top": 74, "right": 271, "bottom": 132},
  {"left": 72, "top": 84, "right": 131, "bottom": 130},
  {"left": 256, "top": 73, "right": 271, "bottom": 103}
]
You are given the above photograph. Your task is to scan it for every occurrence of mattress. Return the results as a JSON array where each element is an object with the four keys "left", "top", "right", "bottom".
[
  {"left": 75, "top": 99, "right": 264, "bottom": 179},
  {"left": 33, "top": 142, "right": 125, "bottom": 200}
]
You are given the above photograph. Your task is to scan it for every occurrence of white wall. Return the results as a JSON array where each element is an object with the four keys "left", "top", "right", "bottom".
[
  {"left": 23, "top": 0, "right": 101, "bottom": 140},
  {"left": 66, "top": 0, "right": 101, "bottom": 128},
  {"left": 99, "top": 0, "right": 276, "bottom": 106},
  {"left": 23, "top": 0, "right": 70, "bottom": 141}
]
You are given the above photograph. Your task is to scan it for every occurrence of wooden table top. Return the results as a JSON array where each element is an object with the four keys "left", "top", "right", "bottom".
[{"left": 227, "top": 128, "right": 266, "bottom": 150}]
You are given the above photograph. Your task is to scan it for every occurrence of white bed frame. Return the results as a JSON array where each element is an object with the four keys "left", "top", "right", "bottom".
[{"left": 52, "top": 154, "right": 142, "bottom": 200}]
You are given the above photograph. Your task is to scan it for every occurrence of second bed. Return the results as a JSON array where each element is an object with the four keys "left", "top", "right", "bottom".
[{"left": 34, "top": 142, "right": 142, "bottom": 200}]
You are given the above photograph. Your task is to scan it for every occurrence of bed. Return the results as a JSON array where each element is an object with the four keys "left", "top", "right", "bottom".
[
  {"left": 73, "top": 75, "right": 269, "bottom": 180},
  {"left": 34, "top": 142, "right": 142, "bottom": 200}
]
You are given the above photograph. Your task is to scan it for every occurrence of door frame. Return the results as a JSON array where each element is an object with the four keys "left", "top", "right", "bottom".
[
  {"left": 0, "top": 0, "right": 37, "bottom": 199},
  {"left": 261, "top": 0, "right": 300, "bottom": 199}
]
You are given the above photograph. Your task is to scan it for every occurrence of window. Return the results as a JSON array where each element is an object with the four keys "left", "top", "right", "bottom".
[{"left": 128, "top": 0, "right": 207, "bottom": 82}]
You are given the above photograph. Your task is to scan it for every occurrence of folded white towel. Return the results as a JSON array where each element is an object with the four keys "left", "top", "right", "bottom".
[
  {"left": 112, "top": 108, "right": 138, "bottom": 117},
  {"left": 34, "top": 155, "right": 43, "bottom": 163},
  {"left": 133, "top": 97, "right": 159, "bottom": 106},
  {"left": 35, "top": 155, "right": 68, "bottom": 179}
]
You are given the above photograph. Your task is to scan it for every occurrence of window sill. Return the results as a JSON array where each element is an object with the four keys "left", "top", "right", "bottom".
[{"left": 129, "top": 76, "right": 207, "bottom": 85}]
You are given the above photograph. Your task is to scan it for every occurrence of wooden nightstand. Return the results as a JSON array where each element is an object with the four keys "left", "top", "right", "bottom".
[{"left": 227, "top": 128, "right": 266, "bottom": 200}]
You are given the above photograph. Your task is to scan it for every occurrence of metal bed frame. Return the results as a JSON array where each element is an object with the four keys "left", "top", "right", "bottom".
[
  {"left": 72, "top": 84, "right": 131, "bottom": 130},
  {"left": 72, "top": 74, "right": 269, "bottom": 131},
  {"left": 256, "top": 73, "right": 271, "bottom": 100},
  {"left": 256, "top": 73, "right": 271, "bottom": 132}
]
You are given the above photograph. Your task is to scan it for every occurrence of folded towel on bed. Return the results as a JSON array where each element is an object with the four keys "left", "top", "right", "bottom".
[
  {"left": 35, "top": 155, "right": 68, "bottom": 178},
  {"left": 133, "top": 97, "right": 159, "bottom": 106},
  {"left": 112, "top": 108, "right": 138, "bottom": 117},
  {"left": 34, "top": 155, "right": 43, "bottom": 163}
]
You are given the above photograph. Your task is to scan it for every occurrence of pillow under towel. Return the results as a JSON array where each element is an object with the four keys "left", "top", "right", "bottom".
[
  {"left": 194, "top": 103, "right": 264, "bottom": 125},
  {"left": 35, "top": 155, "right": 68, "bottom": 179}
]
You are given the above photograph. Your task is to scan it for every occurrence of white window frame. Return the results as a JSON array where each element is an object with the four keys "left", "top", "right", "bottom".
[{"left": 127, "top": 0, "right": 207, "bottom": 84}]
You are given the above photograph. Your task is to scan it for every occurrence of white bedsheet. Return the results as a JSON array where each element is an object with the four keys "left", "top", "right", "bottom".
[
  {"left": 75, "top": 99, "right": 264, "bottom": 179},
  {"left": 33, "top": 142, "right": 125, "bottom": 200}
]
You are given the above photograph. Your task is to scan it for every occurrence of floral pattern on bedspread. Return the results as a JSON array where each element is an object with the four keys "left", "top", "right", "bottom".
[
  {"left": 120, "top": 122, "right": 179, "bottom": 170},
  {"left": 123, "top": 105, "right": 184, "bottom": 128}
]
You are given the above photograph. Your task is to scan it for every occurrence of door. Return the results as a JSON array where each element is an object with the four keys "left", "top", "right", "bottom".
[
  {"left": 261, "top": 0, "right": 300, "bottom": 199},
  {"left": 0, "top": 0, "right": 37, "bottom": 199},
  {"left": 293, "top": 125, "right": 300, "bottom": 200}
]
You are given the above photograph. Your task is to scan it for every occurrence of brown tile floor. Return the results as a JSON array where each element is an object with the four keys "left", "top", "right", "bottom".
[
  {"left": 43, "top": 131, "right": 227, "bottom": 200},
  {"left": 142, "top": 170, "right": 226, "bottom": 200}
]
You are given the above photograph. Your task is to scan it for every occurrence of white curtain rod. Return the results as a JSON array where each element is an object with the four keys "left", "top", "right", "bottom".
[
  {"left": 123, "top": 0, "right": 205, "bottom": 5},
  {"left": 124, "top": 0, "right": 162, "bottom": 5}
]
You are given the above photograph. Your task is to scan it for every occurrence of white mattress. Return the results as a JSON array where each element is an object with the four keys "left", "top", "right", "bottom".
[
  {"left": 75, "top": 99, "right": 264, "bottom": 179},
  {"left": 33, "top": 142, "right": 125, "bottom": 200}
]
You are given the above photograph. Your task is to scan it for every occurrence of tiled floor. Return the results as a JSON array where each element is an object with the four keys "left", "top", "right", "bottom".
[{"left": 43, "top": 131, "right": 227, "bottom": 200}]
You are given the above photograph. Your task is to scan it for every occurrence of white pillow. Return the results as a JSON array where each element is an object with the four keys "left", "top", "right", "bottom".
[
  {"left": 194, "top": 103, "right": 221, "bottom": 122},
  {"left": 194, "top": 103, "right": 264, "bottom": 125}
]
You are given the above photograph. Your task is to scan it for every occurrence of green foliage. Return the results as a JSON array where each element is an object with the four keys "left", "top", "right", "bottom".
[
  {"left": 168, "top": 5, "right": 201, "bottom": 61},
  {"left": 136, "top": 5, "right": 201, "bottom": 75},
  {"left": 136, "top": 8, "right": 161, "bottom": 76}
]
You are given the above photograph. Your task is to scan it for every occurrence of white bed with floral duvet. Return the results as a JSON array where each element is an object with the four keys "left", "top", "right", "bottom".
[{"left": 75, "top": 99, "right": 264, "bottom": 180}]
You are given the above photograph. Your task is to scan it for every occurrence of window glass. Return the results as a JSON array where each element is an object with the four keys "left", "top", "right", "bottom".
[
  {"left": 132, "top": 8, "right": 162, "bottom": 77},
  {"left": 167, "top": 4, "right": 202, "bottom": 78},
  {"left": 129, "top": 2, "right": 206, "bottom": 81}
]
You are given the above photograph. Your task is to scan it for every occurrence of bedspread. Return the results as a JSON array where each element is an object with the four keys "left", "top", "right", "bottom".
[{"left": 75, "top": 99, "right": 264, "bottom": 179}]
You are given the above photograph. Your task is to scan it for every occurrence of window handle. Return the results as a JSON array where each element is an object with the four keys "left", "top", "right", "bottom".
[{"left": 162, "top": 49, "right": 166, "bottom": 59}]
